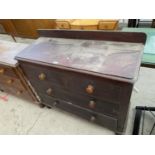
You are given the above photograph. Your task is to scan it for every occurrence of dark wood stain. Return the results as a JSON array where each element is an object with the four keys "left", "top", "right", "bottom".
[
  {"left": 41, "top": 94, "right": 118, "bottom": 131},
  {"left": 16, "top": 30, "right": 146, "bottom": 134},
  {"left": 38, "top": 29, "right": 146, "bottom": 44}
]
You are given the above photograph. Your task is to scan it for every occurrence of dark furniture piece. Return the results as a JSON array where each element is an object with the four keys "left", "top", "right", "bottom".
[
  {"left": 0, "top": 40, "right": 38, "bottom": 102},
  {"left": 128, "top": 19, "right": 138, "bottom": 27},
  {"left": 128, "top": 19, "right": 155, "bottom": 28},
  {"left": 16, "top": 30, "right": 146, "bottom": 134},
  {"left": 133, "top": 106, "right": 155, "bottom": 135}
]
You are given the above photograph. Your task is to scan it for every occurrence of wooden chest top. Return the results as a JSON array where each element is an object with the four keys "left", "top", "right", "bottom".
[
  {"left": 0, "top": 40, "right": 28, "bottom": 67},
  {"left": 16, "top": 30, "right": 146, "bottom": 83}
]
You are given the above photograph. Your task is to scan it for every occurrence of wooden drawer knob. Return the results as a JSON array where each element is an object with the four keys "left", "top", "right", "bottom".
[
  {"left": 16, "top": 90, "right": 23, "bottom": 95},
  {"left": 89, "top": 100, "right": 96, "bottom": 109},
  {"left": 90, "top": 116, "right": 96, "bottom": 122},
  {"left": 39, "top": 73, "right": 46, "bottom": 80},
  {"left": 7, "top": 79, "right": 14, "bottom": 84},
  {"left": 0, "top": 68, "right": 5, "bottom": 74},
  {"left": 46, "top": 88, "right": 52, "bottom": 95},
  {"left": 86, "top": 84, "right": 94, "bottom": 94}
]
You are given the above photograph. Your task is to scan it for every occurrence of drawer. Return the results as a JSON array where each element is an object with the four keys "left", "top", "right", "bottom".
[
  {"left": 98, "top": 21, "right": 118, "bottom": 30},
  {"left": 20, "top": 62, "right": 122, "bottom": 104},
  {"left": 41, "top": 95, "right": 118, "bottom": 131},
  {"left": 68, "top": 73, "right": 122, "bottom": 104},
  {"left": 56, "top": 21, "right": 71, "bottom": 29},
  {"left": 0, "top": 64, "right": 17, "bottom": 78},
  {"left": 31, "top": 79, "right": 119, "bottom": 117},
  {"left": 0, "top": 74, "right": 37, "bottom": 102},
  {"left": 0, "top": 74, "right": 26, "bottom": 90},
  {"left": 0, "top": 82, "right": 28, "bottom": 98},
  {"left": 20, "top": 62, "right": 70, "bottom": 90}
]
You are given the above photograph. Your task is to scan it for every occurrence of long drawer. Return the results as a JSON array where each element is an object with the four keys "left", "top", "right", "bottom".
[
  {"left": 20, "top": 62, "right": 122, "bottom": 104},
  {"left": 29, "top": 78, "right": 119, "bottom": 117},
  {"left": 41, "top": 94, "right": 118, "bottom": 131}
]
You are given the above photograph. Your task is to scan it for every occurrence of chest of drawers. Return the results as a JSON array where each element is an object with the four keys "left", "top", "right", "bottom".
[
  {"left": 56, "top": 19, "right": 118, "bottom": 30},
  {"left": 0, "top": 40, "right": 38, "bottom": 102},
  {"left": 16, "top": 30, "right": 146, "bottom": 134}
]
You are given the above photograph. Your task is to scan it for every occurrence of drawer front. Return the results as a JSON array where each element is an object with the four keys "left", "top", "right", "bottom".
[
  {"left": 0, "top": 75, "right": 37, "bottom": 102},
  {"left": 98, "top": 22, "right": 118, "bottom": 30},
  {"left": 41, "top": 94, "right": 118, "bottom": 131},
  {"left": 0, "top": 82, "right": 28, "bottom": 98},
  {"left": 68, "top": 73, "right": 121, "bottom": 104},
  {"left": 20, "top": 62, "right": 70, "bottom": 90},
  {"left": 20, "top": 62, "right": 122, "bottom": 104},
  {"left": 30, "top": 79, "right": 119, "bottom": 117},
  {"left": 0, "top": 64, "right": 17, "bottom": 78},
  {"left": 56, "top": 21, "right": 70, "bottom": 29},
  {"left": 0, "top": 74, "right": 25, "bottom": 90}
]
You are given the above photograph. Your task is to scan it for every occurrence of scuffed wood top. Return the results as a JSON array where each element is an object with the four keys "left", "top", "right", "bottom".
[
  {"left": 0, "top": 40, "right": 28, "bottom": 67},
  {"left": 16, "top": 37, "right": 144, "bottom": 83}
]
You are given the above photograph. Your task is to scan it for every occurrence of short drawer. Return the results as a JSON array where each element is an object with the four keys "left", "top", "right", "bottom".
[
  {"left": 20, "top": 62, "right": 122, "bottom": 104},
  {"left": 0, "top": 64, "right": 17, "bottom": 78},
  {"left": 0, "top": 82, "right": 28, "bottom": 97},
  {"left": 0, "top": 74, "right": 25, "bottom": 90},
  {"left": 56, "top": 21, "right": 71, "bottom": 29},
  {"left": 20, "top": 62, "right": 70, "bottom": 90},
  {"left": 0, "top": 74, "right": 37, "bottom": 102},
  {"left": 41, "top": 95, "right": 118, "bottom": 131},
  {"left": 98, "top": 21, "right": 118, "bottom": 30},
  {"left": 68, "top": 73, "right": 122, "bottom": 104},
  {"left": 31, "top": 80, "right": 119, "bottom": 117}
]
